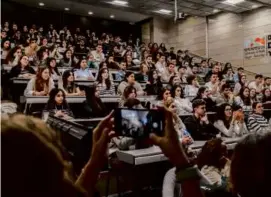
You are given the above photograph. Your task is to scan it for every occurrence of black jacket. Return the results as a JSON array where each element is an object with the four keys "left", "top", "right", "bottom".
[
  {"left": 184, "top": 115, "right": 218, "bottom": 141},
  {"left": 9, "top": 65, "right": 36, "bottom": 78}
]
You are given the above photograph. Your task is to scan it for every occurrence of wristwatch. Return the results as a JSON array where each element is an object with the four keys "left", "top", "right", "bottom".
[{"left": 175, "top": 165, "right": 201, "bottom": 183}]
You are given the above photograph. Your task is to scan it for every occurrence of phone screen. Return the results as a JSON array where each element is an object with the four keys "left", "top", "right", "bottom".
[{"left": 115, "top": 108, "right": 164, "bottom": 138}]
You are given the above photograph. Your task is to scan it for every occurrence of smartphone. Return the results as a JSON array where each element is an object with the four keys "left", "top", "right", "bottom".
[{"left": 114, "top": 108, "right": 164, "bottom": 139}]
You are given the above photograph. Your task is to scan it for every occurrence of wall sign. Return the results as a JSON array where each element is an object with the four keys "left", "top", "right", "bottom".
[
  {"left": 267, "top": 34, "right": 271, "bottom": 57},
  {"left": 244, "top": 36, "right": 266, "bottom": 59}
]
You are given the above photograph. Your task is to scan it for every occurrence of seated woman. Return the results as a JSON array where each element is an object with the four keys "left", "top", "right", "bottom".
[
  {"left": 44, "top": 88, "right": 73, "bottom": 118},
  {"left": 74, "top": 58, "right": 95, "bottom": 80},
  {"left": 250, "top": 88, "right": 257, "bottom": 103},
  {"left": 60, "top": 70, "right": 83, "bottom": 96},
  {"left": 197, "top": 138, "right": 231, "bottom": 188},
  {"left": 119, "top": 86, "right": 143, "bottom": 108},
  {"left": 192, "top": 87, "right": 216, "bottom": 112},
  {"left": 233, "top": 74, "right": 246, "bottom": 95},
  {"left": 83, "top": 85, "right": 107, "bottom": 117},
  {"left": 164, "top": 96, "right": 193, "bottom": 145},
  {"left": 117, "top": 71, "right": 144, "bottom": 96},
  {"left": 171, "top": 85, "right": 192, "bottom": 115},
  {"left": 37, "top": 47, "right": 49, "bottom": 67},
  {"left": 214, "top": 103, "right": 248, "bottom": 138},
  {"left": 106, "top": 55, "right": 119, "bottom": 69},
  {"left": 234, "top": 87, "right": 252, "bottom": 111},
  {"left": 156, "top": 87, "right": 171, "bottom": 107},
  {"left": 262, "top": 88, "right": 271, "bottom": 103},
  {"left": 24, "top": 66, "right": 55, "bottom": 96},
  {"left": 47, "top": 57, "right": 60, "bottom": 80},
  {"left": 9, "top": 55, "right": 36, "bottom": 78},
  {"left": 96, "top": 68, "right": 115, "bottom": 96},
  {"left": 184, "top": 75, "right": 199, "bottom": 99},
  {"left": 145, "top": 69, "right": 163, "bottom": 95},
  {"left": 135, "top": 62, "right": 149, "bottom": 82},
  {"left": 59, "top": 49, "right": 76, "bottom": 67},
  {"left": 4, "top": 46, "right": 22, "bottom": 66},
  {"left": 168, "top": 75, "right": 181, "bottom": 89}
]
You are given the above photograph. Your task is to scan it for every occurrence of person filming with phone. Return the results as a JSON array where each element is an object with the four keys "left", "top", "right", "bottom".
[{"left": 184, "top": 99, "right": 218, "bottom": 140}]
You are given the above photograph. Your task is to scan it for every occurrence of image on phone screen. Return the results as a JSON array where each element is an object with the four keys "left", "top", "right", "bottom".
[{"left": 115, "top": 108, "right": 164, "bottom": 138}]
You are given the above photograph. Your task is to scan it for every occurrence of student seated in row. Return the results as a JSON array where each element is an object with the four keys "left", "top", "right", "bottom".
[
  {"left": 10, "top": 55, "right": 36, "bottom": 78},
  {"left": 60, "top": 70, "right": 83, "bottom": 96},
  {"left": 184, "top": 99, "right": 218, "bottom": 140},
  {"left": 117, "top": 71, "right": 144, "bottom": 96},
  {"left": 44, "top": 88, "right": 73, "bottom": 118},
  {"left": 247, "top": 102, "right": 270, "bottom": 133},
  {"left": 24, "top": 66, "right": 54, "bottom": 96},
  {"left": 96, "top": 68, "right": 115, "bottom": 96},
  {"left": 214, "top": 103, "right": 248, "bottom": 138},
  {"left": 74, "top": 58, "right": 95, "bottom": 80}
]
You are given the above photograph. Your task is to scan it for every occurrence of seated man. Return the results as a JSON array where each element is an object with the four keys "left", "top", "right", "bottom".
[
  {"left": 205, "top": 73, "right": 220, "bottom": 98},
  {"left": 247, "top": 102, "right": 270, "bottom": 133},
  {"left": 161, "top": 62, "right": 177, "bottom": 83},
  {"left": 216, "top": 83, "right": 234, "bottom": 105},
  {"left": 184, "top": 99, "right": 218, "bottom": 140},
  {"left": 248, "top": 74, "right": 264, "bottom": 94}
]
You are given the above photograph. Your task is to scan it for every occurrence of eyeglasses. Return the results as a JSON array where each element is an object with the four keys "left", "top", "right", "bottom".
[{"left": 225, "top": 108, "right": 232, "bottom": 111}]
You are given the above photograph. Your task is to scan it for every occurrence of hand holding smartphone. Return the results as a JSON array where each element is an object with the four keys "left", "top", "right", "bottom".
[{"left": 114, "top": 108, "right": 164, "bottom": 139}]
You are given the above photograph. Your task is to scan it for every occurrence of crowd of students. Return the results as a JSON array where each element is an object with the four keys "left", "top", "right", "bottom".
[{"left": 1, "top": 21, "right": 271, "bottom": 197}]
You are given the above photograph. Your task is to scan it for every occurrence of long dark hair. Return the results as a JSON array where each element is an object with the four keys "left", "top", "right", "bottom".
[
  {"left": 194, "top": 87, "right": 206, "bottom": 100},
  {"left": 216, "top": 103, "right": 232, "bottom": 129},
  {"left": 157, "top": 87, "right": 171, "bottom": 101},
  {"left": 123, "top": 86, "right": 137, "bottom": 100},
  {"left": 62, "top": 70, "right": 76, "bottom": 93},
  {"left": 5, "top": 46, "right": 21, "bottom": 64},
  {"left": 47, "top": 57, "right": 60, "bottom": 75},
  {"left": 46, "top": 88, "right": 69, "bottom": 110},
  {"left": 239, "top": 87, "right": 251, "bottom": 106},
  {"left": 148, "top": 69, "right": 161, "bottom": 85},
  {"left": 262, "top": 88, "right": 271, "bottom": 103},
  {"left": 171, "top": 85, "right": 184, "bottom": 98},
  {"left": 85, "top": 86, "right": 106, "bottom": 116},
  {"left": 96, "top": 68, "right": 112, "bottom": 90},
  {"left": 197, "top": 138, "right": 227, "bottom": 170},
  {"left": 63, "top": 49, "right": 72, "bottom": 63}
]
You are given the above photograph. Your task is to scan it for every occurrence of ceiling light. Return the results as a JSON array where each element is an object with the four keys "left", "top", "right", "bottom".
[
  {"left": 252, "top": 4, "right": 260, "bottom": 9},
  {"left": 213, "top": 9, "right": 220, "bottom": 13},
  {"left": 88, "top": 11, "right": 93, "bottom": 15},
  {"left": 156, "top": 9, "right": 172, "bottom": 14},
  {"left": 39, "top": 2, "right": 45, "bottom": 6},
  {"left": 223, "top": 0, "right": 245, "bottom": 5},
  {"left": 64, "top": 8, "right": 70, "bottom": 11},
  {"left": 111, "top": 0, "right": 128, "bottom": 5},
  {"left": 110, "top": 15, "right": 115, "bottom": 18}
]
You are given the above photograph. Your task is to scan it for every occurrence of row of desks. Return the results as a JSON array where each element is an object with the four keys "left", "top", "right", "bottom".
[{"left": 116, "top": 137, "right": 242, "bottom": 165}]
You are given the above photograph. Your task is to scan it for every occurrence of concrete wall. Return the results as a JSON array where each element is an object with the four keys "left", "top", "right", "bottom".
[
  {"left": 150, "top": 7, "right": 271, "bottom": 76},
  {"left": 167, "top": 17, "right": 207, "bottom": 57}
]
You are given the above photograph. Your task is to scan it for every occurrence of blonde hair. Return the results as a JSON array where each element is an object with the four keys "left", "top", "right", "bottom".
[{"left": 1, "top": 114, "right": 86, "bottom": 197}]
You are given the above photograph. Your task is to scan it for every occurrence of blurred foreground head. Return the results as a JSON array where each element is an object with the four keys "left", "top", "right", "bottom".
[
  {"left": 1, "top": 114, "right": 85, "bottom": 197},
  {"left": 231, "top": 131, "right": 271, "bottom": 197}
]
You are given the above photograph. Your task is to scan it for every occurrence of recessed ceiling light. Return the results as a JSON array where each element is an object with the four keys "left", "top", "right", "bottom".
[
  {"left": 251, "top": 4, "right": 260, "bottom": 9},
  {"left": 213, "top": 9, "right": 220, "bottom": 13},
  {"left": 110, "top": 15, "right": 115, "bottom": 18},
  {"left": 223, "top": 0, "right": 245, "bottom": 5},
  {"left": 88, "top": 11, "right": 93, "bottom": 15},
  {"left": 64, "top": 8, "right": 70, "bottom": 11},
  {"left": 156, "top": 9, "right": 172, "bottom": 15},
  {"left": 39, "top": 2, "right": 45, "bottom": 6},
  {"left": 111, "top": 0, "right": 128, "bottom": 5}
]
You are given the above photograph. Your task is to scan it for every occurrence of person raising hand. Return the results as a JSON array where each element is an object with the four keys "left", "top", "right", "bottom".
[{"left": 150, "top": 107, "right": 204, "bottom": 197}]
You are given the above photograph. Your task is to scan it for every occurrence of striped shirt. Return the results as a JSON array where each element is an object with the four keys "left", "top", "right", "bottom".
[
  {"left": 96, "top": 83, "right": 115, "bottom": 96},
  {"left": 247, "top": 113, "right": 270, "bottom": 133}
]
